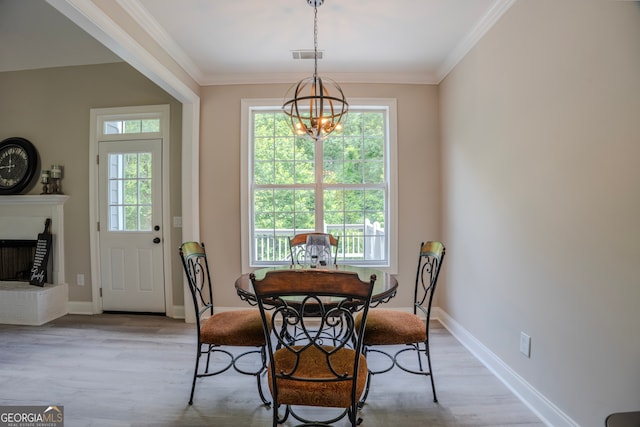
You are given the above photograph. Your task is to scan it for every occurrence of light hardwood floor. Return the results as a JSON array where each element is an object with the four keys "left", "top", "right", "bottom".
[{"left": 0, "top": 314, "right": 545, "bottom": 426}]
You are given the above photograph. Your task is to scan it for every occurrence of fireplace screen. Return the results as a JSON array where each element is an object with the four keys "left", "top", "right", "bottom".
[{"left": 0, "top": 240, "right": 38, "bottom": 281}]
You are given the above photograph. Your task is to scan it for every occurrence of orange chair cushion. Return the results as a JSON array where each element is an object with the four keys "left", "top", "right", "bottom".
[
  {"left": 268, "top": 345, "right": 368, "bottom": 408},
  {"left": 357, "top": 309, "right": 426, "bottom": 345},
  {"left": 200, "top": 309, "right": 268, "bottom": 347}
]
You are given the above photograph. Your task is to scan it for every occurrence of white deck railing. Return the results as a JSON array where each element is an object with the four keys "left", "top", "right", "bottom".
[{"left": 254, "top": 219, "right": 385, "bottom": 263}]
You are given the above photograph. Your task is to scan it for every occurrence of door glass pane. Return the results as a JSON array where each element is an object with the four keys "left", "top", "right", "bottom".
[
  {"left": 139, "top": 205, "right": 152, "bottom": 230},
  {"left": 139, "top": 179, "right": 152, "bottom": 204},
  {"left": 108, "top": 152, "right": 153, "bottom": 231},
  {"left": 103, "top": 118, "right": 161, "bottom": 135}
]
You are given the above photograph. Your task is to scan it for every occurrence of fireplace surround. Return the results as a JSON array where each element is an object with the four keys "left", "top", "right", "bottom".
[{"left": 0, "top": 195, "right": 69, "bottom": 325}]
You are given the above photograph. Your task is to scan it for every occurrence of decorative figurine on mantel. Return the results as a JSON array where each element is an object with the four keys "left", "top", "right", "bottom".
[
  {"left": 50, "top": 165, "right": 63, "bottom": 194},
  {"left": 40, "top": 170, "right": 50, "bottom": 194},
  {"left": 40, "top": 165, "right": 64, "bottom": 194}
]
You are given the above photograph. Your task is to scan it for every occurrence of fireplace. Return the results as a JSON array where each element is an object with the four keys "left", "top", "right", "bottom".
[
  {"left": 0, "top": 195, "right": 68, "bottom": 325},
  {"left": 0, "top": 239, "right": 39, "bottom": 281}
]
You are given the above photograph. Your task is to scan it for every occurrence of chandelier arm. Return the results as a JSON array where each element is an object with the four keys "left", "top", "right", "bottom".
[
  {"left": 294, "top": 80, "right": 307, "bottom": 132},
  {"left": 317, "top": 77, "right": 324, "bottom": 133}
]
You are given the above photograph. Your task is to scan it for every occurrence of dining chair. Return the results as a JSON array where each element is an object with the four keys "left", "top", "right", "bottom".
[
  {"left": 355, "top": 241, "right": 446, "bottom": 405},
  {"left": 288, "top": 232, "right": 340, "bottom": 266},
  {"left": 250, "top": 269, "right": 376, "bottom": 427},
  {"left": 179, "top": 241, "right": 271, "bottom": 406}
]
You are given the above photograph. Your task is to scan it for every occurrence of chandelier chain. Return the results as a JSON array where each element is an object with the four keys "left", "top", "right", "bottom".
[{"left": 313, "top": 4, "right": 319, "bottom": 78}]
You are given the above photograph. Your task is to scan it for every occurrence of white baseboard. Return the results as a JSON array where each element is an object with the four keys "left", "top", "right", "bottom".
[
  {"left": 68, "top": 301, "right": 186, "bottom": 320},
  {"left": 67, "top": 300, "right": 95, "bottom": 315},
  {"left": 433, "top": 307, "right": 579, "bottom": 427},
  {"left": 171, "top": 305, "right": 185, "bottom": 320}
]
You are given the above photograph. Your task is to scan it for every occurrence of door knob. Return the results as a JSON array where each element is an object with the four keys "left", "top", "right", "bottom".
[{"left": 153, "top": 237, "right": 161, "bottom": 244}]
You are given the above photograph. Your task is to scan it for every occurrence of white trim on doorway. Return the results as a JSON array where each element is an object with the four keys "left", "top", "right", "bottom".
[{"left": 89, "top": 105, "right": 174, "bottom": 316}]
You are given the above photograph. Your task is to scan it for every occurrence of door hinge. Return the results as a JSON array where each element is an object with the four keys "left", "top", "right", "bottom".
[
  {"left": 97, "top": 222, "right": 100, "bottom": 232},
  {"left": 99, "top": 288, "right": 102, "bottom": 297},
  {"left": 96, "top": 154, "right": 99, "bottom": 164}
]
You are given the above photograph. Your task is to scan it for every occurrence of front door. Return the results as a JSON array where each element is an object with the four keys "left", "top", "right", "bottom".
[{"left": 98, "top": 139, "right": 165, "bottom": 312}]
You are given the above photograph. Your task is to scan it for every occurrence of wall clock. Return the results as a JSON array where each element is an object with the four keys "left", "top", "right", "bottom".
[{"left": 0, "top": 137, "right": 39, "bottom": 195}]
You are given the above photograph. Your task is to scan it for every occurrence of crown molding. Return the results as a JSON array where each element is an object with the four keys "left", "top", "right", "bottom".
[{"left": 199, "top": 71, "right": 441, "bottom": 86}]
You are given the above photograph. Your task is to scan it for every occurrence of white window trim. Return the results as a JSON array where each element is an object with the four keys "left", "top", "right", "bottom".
[{"left": 240, "top": 98, "right": 398, "bottom": 273}]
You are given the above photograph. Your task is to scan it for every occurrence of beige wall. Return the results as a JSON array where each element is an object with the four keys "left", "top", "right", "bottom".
[
  {"left": 199, "top": 83, "right": 441, "bottom": 308},
  {"left": 0, "top": 63, "right": 184, "bottom": 305},
  {"left": 440, "top": 1, "right": 640, "bottom": 425}
]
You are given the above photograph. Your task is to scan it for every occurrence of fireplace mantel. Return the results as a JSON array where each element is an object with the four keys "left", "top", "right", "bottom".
[{"left": 0, "top": 194, "right": 69, "bottom": 206}]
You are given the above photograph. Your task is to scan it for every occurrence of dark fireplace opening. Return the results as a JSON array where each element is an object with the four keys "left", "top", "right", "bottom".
[{"left": 0, "top": 240, "right": 38, "bottom": 281}]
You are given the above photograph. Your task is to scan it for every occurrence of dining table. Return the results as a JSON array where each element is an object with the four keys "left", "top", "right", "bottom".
[{"left": 235, "top": 264, "right": 398, "bottom": 308}]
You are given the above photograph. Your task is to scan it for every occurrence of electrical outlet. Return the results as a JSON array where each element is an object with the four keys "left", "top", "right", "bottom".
[
  {"left": 520, "top": 332, "right": 531, "bottom": 357},
  {"left": 77, "top": 274, "right": 85, "bottom": 286}
]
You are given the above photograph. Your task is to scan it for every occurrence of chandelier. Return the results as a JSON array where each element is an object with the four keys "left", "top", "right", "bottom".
[{"left": 282, "top": 0, "right": 348, "bottom": 141}]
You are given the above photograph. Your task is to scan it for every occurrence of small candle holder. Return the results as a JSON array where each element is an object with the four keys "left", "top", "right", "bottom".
[
  {"left": 50, "top": 165, "right": 64, "bottom": 194},
  {"left": 40, "top": 170, "right": 50, "bottom": 194}
]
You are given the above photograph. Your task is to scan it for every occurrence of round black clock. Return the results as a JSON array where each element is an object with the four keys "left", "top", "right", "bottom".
[{"left": 0, "top": 137, "right": 39, "bottom": 195}]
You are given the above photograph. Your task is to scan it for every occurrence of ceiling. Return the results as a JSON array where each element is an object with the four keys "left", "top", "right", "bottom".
[
  {"left": 1, "top": 0, "right": 515, "bottom": 85},
  {"left": 0, "top": 0, "right": 120, "bottom": 72}
]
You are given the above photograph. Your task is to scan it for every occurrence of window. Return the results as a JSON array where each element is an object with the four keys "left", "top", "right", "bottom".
[{"left": 241, "top": 99, "right": 397, "bottom": 270}]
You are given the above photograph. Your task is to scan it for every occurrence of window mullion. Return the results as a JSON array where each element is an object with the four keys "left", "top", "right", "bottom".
[{"left": 314, "top": 137, "right": 324, "bottom": 232}]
